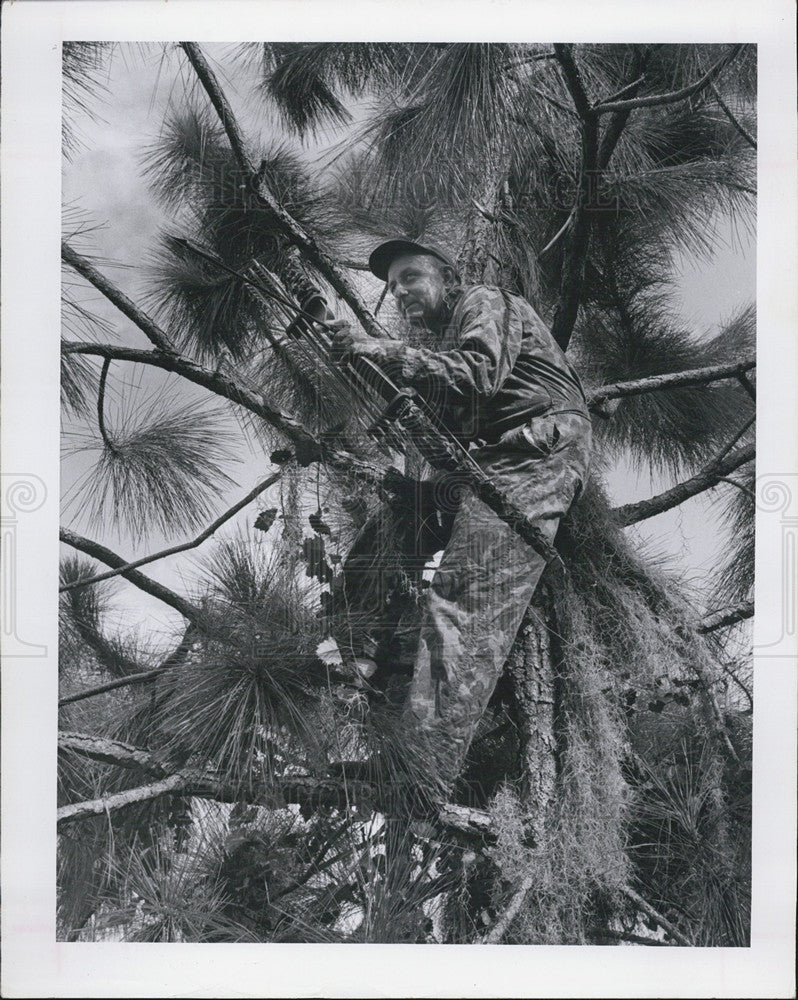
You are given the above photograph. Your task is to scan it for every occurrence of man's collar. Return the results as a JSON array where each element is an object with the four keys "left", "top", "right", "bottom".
[{"left": 431, "top": 284, "right": 464, "bottom": 333}]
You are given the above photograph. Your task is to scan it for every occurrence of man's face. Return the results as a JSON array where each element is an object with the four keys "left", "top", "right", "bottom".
[{"left": 386, "top": 253, "right": 452, "bottom": 328}]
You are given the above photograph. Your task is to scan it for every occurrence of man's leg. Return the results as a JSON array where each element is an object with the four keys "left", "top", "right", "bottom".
[
  {"left": 405, "top": 493, "right": 558, "bottom": 779},
  {"left": 403, "top": 412, "right": 592, "bottom": 785}
]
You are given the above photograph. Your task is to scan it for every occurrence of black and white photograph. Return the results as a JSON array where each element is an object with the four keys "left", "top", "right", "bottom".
[{"left": 1, "top": 1, "right": 796, "bottom": 997}]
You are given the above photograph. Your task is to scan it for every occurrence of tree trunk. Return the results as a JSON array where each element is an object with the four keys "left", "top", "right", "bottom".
[{"left": 505, "top": 594, "right": 558, "bottom": 847}]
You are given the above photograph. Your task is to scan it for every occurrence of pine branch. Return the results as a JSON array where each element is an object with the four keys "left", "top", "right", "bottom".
[
  {"left": 58, "top": 772, "right": 193, "bottom": 825},
  {"left": 708, "top": 82, "right": 757, "bottom": 149},
  {"left": 59, "top": 665, "right": 170, "bottom": 706},
  {"left": 614, "top": 442, "right": 754, "bottom": 526},
  {"left": 587, "top": 359, "right": 756, "bottom": 408},
  {"left": 551, "top": 44, "right": 599, "bottom": 351},
  {"left": 61, "top": 595, "right": 142, "bottom": 679},
  {"left": 96, "top": 358, "right": 116, "bottom": 450},
  {"left": 59, "top": 731, "right": 169, "bottom": 773},
  {"left": 61, "top": 241, "right": 173, "bottom": 353},
  {"left": 179, "top": 42, "right": 384, "bottom": 338},
  {"left": 478, "top": 872, "right": 535, "bottom": 943},
  {"left": 620, "top": 885, "right": 695, "bottom": 946},
  {"left": 553, "top": 43, "right": 592, "bottom": 118},
  {"left": 60, "top": 472, "right": 281, "bottom": 593},
  {"left": 597, "top": 49, "right": 650, "bottom": 169},
  {"left": 592, "top": 45, "right": 743, "bottom": 114},
  {"left": 57, "top": 731, "right": 494, "bottom": 836},
  {"left": 736, "top": 370, "right": 756, "bottom": 402},
  {"left": 60, "top": 527, "right": 203, "bottom": 623},
  {"left": 59, "top": 627, "right": 196, "bottom": 707},
  {"left": 698, "top": 599, "right": 754, "bottom": 633},
  {"left": 716, "top": 477, "right": 756, "bottom": 501},
  {"left": 62, "top": 339, "right": 322, "bottom": 465}
]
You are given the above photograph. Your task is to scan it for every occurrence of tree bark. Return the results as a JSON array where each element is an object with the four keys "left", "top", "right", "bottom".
[{"left": 505, "top": 599, "right": 557, "bottom": 847}]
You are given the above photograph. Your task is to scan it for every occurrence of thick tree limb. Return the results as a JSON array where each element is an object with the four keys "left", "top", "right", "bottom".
[
  {"left": 60, "top": 527, "right": 203, "bottom": 623},
  {"left": 58, "top": 773, "right": 195, "bottom": 825},
  {"left": 59, "top": 731, "right": 169, "bottom": 774},
  {"left": 709, "top": 82, "right": 757, "bottom": 149},
  {"left": 553, "top": 44, "right": 592, "bottom": 118},
  {"left": 60, "top": 472, "right": 281, "bottom": 594},
  {"left": 551, "top": 45, "right": 599, "bottom": 351},
  {"left": 620, "top": 885, "right": 694, "bottom": 947},
  {"left": 61, "top": 241, "right": 174, "bottom": 353},
  {"left": 698, "top": 600, "right": 754, "bottom": 634},
  {"left": 57, "top": 732, "right": 494, "bottom": 837},
  {"left": 61, "top": 332, "right": 322, "bottom": 465},
  {"left": 614, "top": 443, "right": 754, "bottom": 526},
  {"left": 587, "top": 359, "right": 756, "bottom": 408},
  {"left": 179, "top": 42, "right": 384, "bottom": 339},
  {"left": 593, "top": 45, "right": 743, "bottom": 114}
]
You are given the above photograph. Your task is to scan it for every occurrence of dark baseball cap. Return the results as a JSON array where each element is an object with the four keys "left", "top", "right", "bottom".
[{"left": 368, "top": 239, "right": 459, "bottom": 282}]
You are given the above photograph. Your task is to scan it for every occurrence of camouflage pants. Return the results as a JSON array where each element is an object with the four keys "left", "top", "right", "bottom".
[{"left": 336, "top": 409, "right": 592, "bottom": 785}]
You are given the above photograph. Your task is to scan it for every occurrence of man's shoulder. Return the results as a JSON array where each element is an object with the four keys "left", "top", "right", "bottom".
[{"left": 456, "top": 284, "right": 542, "bottom": 322}]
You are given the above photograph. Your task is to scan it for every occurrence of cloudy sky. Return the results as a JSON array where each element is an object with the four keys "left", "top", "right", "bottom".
[{"left": 61, "top": 43, "right": 756, "bottom": 648}]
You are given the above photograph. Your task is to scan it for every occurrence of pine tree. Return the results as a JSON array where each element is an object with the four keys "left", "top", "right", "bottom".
[{"left": 59, "top": 42, "right": 755, "bottom": 944}]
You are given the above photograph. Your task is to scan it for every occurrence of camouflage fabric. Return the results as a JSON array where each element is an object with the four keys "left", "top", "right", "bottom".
[
  {"left": 336, "top": 285, "right": 592, "bottom": 787},
  {"left": 370, "top": 284, "right": 588, "bottom": 442},
  {"left": 403, "top": 408, "right": 591, "bottom": 784}
]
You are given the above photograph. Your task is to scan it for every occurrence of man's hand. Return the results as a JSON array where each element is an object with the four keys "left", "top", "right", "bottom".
[{"left": 328, "top": 319, "right": 375, "bottom": 365}]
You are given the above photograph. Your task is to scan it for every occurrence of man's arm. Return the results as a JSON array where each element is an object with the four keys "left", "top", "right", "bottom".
[{"left": 349, "top": 287, "right": 523, "bottom": 405}]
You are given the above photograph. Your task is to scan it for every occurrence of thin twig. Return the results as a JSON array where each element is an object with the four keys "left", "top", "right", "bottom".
[
  {"left": 537, "top": 208, "right": 574, "bottom": 258},
  {"left": 503, "top": 52, "right": 557, "bottom": 73},
  {"left": 599, "top": 74, "right": 647, "bottom": 106},
  {"left": 60, "top": 527, "right": 203, "bottom": 623},
  {"left": 593, "top": 45, "right": 743, "bottom": 114},
  {"left": 96, "top": 358, "right": 116, "bottom": 451},
  {"left": 709, "top": 82, "right": 757, "bottom": 149},
  {"left": 59, "top": 627, "right": 197, "bottom": 707},
  {"left": 526, "top": 85, "right": 579, "bottom": 118},
  {"left": 716, "top": 477, "right": 756, "bottom": 500},
  {"left": 60, "top": 472, "right": 281, "bottom": 593},
  {"left": 59, "top": 665, "right": 171, "bottom": 706},
  {"left": 720, "top": 661, "right": 754, "bottom": 712}
]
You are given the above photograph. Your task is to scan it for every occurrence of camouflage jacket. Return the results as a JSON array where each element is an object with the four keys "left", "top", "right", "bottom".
[{"left": 369, "top": 284, "right": 589, "bottom": 443}]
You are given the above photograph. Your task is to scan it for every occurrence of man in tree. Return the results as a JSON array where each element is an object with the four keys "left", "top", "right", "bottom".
[{"left": 331, "top": 239, "right": 592, "bottom": 789}]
